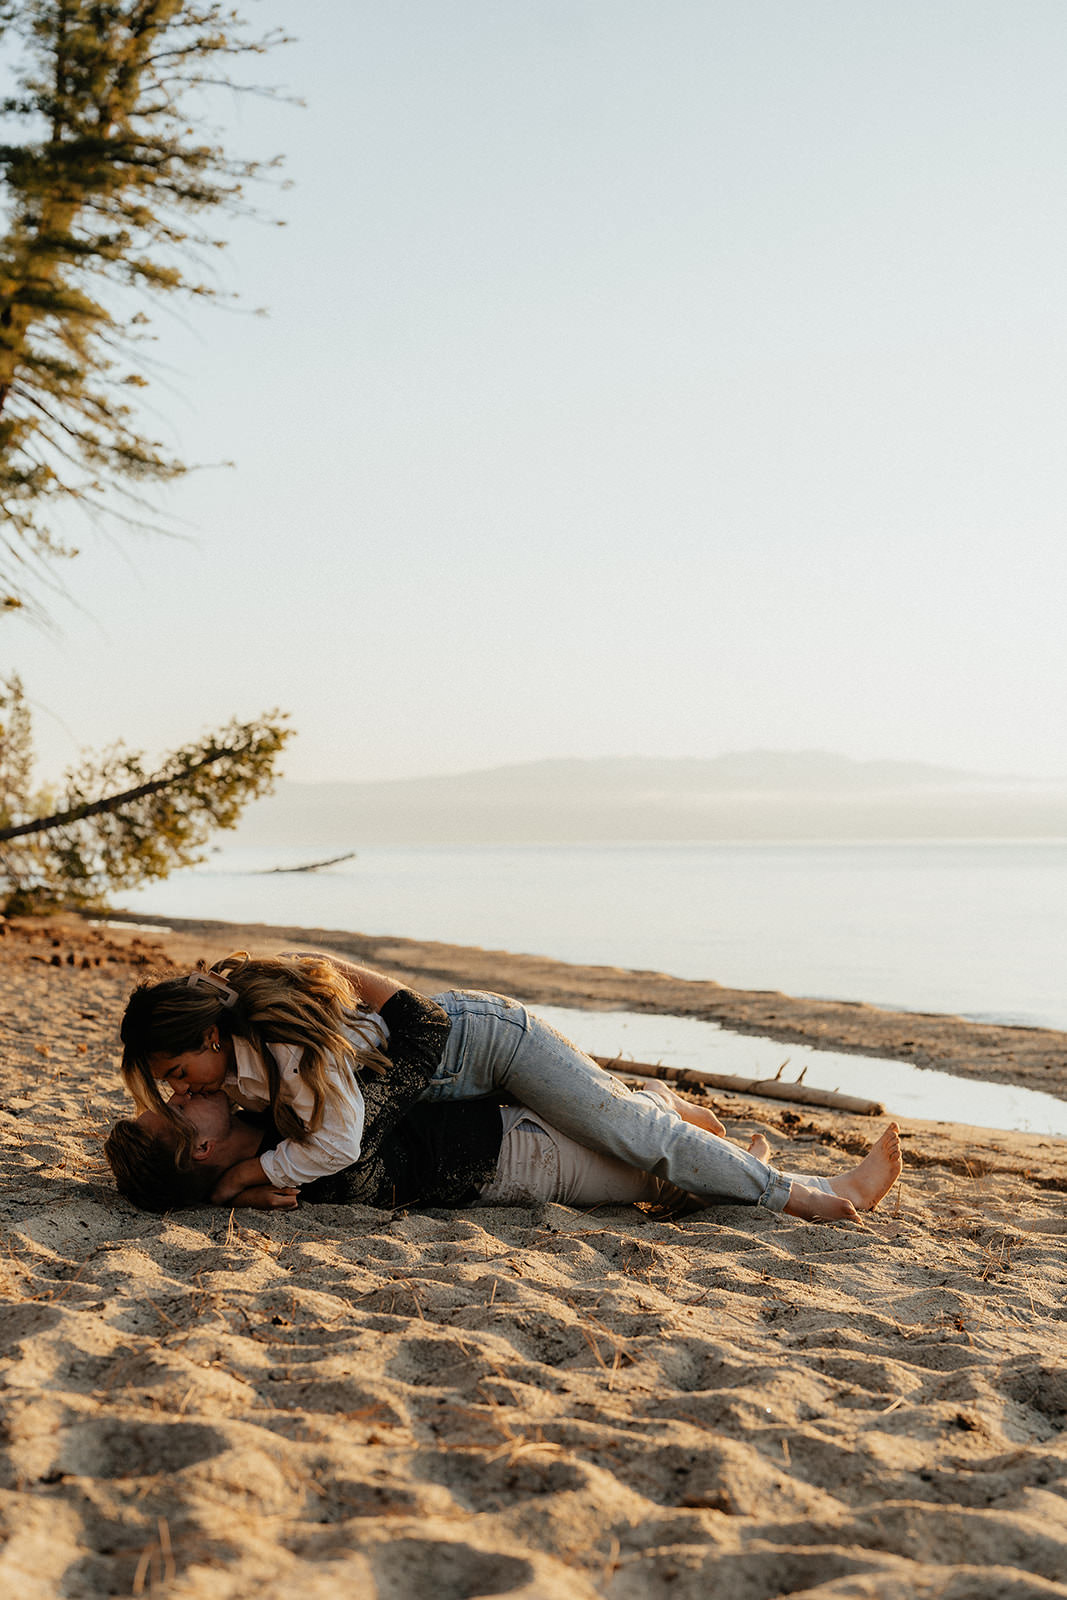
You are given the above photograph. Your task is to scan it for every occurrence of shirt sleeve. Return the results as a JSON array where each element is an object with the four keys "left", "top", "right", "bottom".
[{"left": 255, "top": 1042, "right": 367, "bottom": 1187}]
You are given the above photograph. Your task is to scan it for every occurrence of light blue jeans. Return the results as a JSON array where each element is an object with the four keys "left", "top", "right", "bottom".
[{"left": 422, "top": 992, "right": 793, "bottom": 1211}]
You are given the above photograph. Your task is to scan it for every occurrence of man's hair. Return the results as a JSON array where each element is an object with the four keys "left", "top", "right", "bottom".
[{"left": 104, "top": 1117, "right": 215, "bottom": 1214}]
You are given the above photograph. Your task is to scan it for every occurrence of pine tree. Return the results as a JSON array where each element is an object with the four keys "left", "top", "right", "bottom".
[
  {"left": 0, "top": 673, "right": 291, "bottom": 909},
  {"left": 0, "top": 6, "right": 295, "bottom": 905},
  {"left": 0, "top": 0, "right": 290, "bottom": 614}
]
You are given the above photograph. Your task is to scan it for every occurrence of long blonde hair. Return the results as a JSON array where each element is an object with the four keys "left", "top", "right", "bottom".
[{"left": 120, "top": 951, "right": 390, "bottom": 1142}]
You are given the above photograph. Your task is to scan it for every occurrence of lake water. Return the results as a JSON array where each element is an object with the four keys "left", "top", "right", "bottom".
[
  {"left": 117, "top": 839, "right": 1067, "bottom": 1032},
  {"left": 534, "top": 1005, "right": 1067, "bottom": 1138}
]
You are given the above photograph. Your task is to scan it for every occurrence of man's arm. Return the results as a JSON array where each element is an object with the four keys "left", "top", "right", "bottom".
[
  {"left": 284, "top": 950, "right": 401, "bottom": 1011},
  {"left": 211, "top": 1154, "right": 269, "bottom": 1204},
  {"left": 227, "top": 1184, "right": 299, "bottom": 1211}
]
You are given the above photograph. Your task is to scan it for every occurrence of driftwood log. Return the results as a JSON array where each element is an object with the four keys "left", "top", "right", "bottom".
[
  {"left": 263, "top": 851, "right": 357, "bottom": 874},
  {"left": 594, "top": 1055, "right": 885, "bottom": 1116}
]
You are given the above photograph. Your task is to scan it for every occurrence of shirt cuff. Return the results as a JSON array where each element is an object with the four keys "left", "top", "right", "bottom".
[{"left": 260, "top": 1129, "right": 362, "bottom": 1187}]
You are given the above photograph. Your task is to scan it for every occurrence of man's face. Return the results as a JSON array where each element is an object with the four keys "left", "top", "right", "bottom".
[
  {"left": 136, "top": 1090, "right": 235, "bottom": 1171},
  {"left": 169, "top": 1089, "right": 234, "bottom": 1145}
]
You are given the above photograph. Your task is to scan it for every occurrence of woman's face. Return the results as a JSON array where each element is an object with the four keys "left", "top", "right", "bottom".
[{"left": 149, "top": 1029, "right": 231, "bottom": 1097}]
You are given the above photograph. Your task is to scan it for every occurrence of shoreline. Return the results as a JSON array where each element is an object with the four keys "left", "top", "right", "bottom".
[{"left": 96, "top": 907, "right": 1067, "bottom": 1102}]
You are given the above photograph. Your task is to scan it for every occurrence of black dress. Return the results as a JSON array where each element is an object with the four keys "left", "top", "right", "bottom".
[{"left": 300, "top": 988, "right": 504, "bottom": 1210}]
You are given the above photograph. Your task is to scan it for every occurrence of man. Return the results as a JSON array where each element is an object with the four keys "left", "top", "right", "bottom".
[
  {"left": 105, "top": 1086, "right": 508, "bottom": 1214},
  {"left": 105, "top": 1083, "right": 903, "bottom": 1219}
]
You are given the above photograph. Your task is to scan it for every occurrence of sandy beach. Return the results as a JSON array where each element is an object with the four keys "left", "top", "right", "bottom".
[{"left": 3, "top": 911, "right": 1067, "bottom": 1598}]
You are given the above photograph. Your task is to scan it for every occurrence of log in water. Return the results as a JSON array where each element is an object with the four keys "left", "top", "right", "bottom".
[{"left": 596, "top": 1055, "right": 885, "bottom": 1115}]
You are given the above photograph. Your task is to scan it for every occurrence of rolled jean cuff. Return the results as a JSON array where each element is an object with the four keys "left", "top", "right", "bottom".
[{"left": 758, "top": 1168, "right": 793, "bottom": 1212}]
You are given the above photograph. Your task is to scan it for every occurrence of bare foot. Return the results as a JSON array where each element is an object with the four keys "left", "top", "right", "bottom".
[
  {"left": 784, "top": 1182, "right": 860, "bottom": 1223},
  {"left": 655, "top": 1083, "right": 726, "bottom": 1137},
  {"left": 827, "top": 1124, "right": 902, "bottom": 1212},
  {"left": 747, "top": 1132, "right": 772, "bottom": 1162}
]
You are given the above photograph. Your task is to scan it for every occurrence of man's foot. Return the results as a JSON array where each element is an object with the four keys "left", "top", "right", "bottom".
[
  {"left": 783, "top": 1182, "right": 861, "bottom": 1222},
  {"left": 826, "top": 1124, "right": 902, "bottom": 1212},
  {"left": 747, "top": 1131, "right": 772, "bottom": 1162},
  {"left": 654, "top": 1083, "right": 726, "bottom": 1137}
]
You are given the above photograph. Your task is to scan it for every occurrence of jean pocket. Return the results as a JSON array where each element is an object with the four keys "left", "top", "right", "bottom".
[{"left": 424, "top": 992, "right": 470, "bottom": 1090}]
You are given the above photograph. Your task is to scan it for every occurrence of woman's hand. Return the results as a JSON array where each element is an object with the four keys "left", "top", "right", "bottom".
[{"left": 211, "top": 1155, "right": 269, "bottom": 1204}]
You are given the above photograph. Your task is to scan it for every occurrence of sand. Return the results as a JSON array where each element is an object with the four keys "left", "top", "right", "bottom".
[{"left": 2, "top": 911, "right": 1067, "bottom": 1599}]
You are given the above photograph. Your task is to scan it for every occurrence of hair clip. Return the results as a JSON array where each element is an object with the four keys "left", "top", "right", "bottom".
[{"left": 186, "top": 971, "right": 239, "bottom": 1008}]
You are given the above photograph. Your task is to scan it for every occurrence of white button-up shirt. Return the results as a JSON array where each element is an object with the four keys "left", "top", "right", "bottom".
[{"left": 223, "top": 1012, "right": 388, "bottom": 1187}]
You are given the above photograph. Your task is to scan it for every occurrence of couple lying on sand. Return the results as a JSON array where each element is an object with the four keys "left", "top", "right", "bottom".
[{"left": 105, "top": 951, "right": 902, "bottom": 1220}]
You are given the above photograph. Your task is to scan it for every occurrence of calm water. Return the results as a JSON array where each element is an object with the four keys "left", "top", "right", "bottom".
[
  {"left": 536, "top": 1006, "right": 1067, "bottom": 1137},
  {"left": 116, "top": 840, "right": 1067, "bottom": 1031}
]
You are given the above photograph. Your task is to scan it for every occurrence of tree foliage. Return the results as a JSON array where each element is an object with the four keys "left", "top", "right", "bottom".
[
  {"left": 0, "top": 668, "right": 33, "bottom": 819},
  {"left": 0, "top": 0, "right": 290, "bottom": 615},
  {"left": 0, "top": 5, "right": 295, "bottom": 905},
  {"left": 0, "top": 672, "right": 290, "bottom": 908}
]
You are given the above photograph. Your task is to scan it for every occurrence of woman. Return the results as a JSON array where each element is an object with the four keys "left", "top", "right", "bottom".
[{"left": 116, "top": 950, "right": 902, "bottom": 1222}]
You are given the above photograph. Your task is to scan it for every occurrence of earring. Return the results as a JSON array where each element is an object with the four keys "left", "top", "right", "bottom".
[{"left": 211, "top": 1041, "right": 221, "bottom": 1054}]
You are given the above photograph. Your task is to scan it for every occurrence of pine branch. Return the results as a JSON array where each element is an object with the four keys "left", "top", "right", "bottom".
[
  {"left": 0, "top": 691, "right": 292, "bottom": 908},
  {"left": 0, "top": 0, "right": 292, "bottom": 611},
  {"left": 0, "top": 741, "right": 248, "bottom": 840}
]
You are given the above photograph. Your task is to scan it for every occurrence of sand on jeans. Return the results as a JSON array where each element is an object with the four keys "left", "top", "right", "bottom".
[{"left": 1, "top": 912, "right": 1066, "bottom": 1600}]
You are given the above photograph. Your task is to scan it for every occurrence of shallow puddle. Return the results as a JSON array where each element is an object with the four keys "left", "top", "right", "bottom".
[{"left": 534, "top": 1004, "right": 1067, "bottom": 1138}]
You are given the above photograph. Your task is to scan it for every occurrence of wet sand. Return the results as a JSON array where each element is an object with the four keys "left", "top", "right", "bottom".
[
  {"left": 2, "top": 912, "right": 1067, "bottom": 1598},
  {"left": 116, "top": 908, "right": 1067, "bottom": 1097}
]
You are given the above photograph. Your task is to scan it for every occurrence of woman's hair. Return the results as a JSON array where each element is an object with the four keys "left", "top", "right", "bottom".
[
  {"left": 104, "top": 1116, "right": 211, "bottom": 1214},
  {"left": 119, "top": 951, "right": 389, "bottom": 1143}
]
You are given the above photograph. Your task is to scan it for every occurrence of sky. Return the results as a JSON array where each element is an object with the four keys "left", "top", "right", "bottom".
[{"left": 5, "top": 0, "right": 1067, "bottom": 783}]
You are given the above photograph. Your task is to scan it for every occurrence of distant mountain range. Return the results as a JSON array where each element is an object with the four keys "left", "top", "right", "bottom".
[{"left": 234, "top": 751, "right": 1067, "bottom": 846}]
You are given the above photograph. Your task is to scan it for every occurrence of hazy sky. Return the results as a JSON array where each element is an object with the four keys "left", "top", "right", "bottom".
[{"left": 7, "top": 1, "right": 1067, "bottom": 782}]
